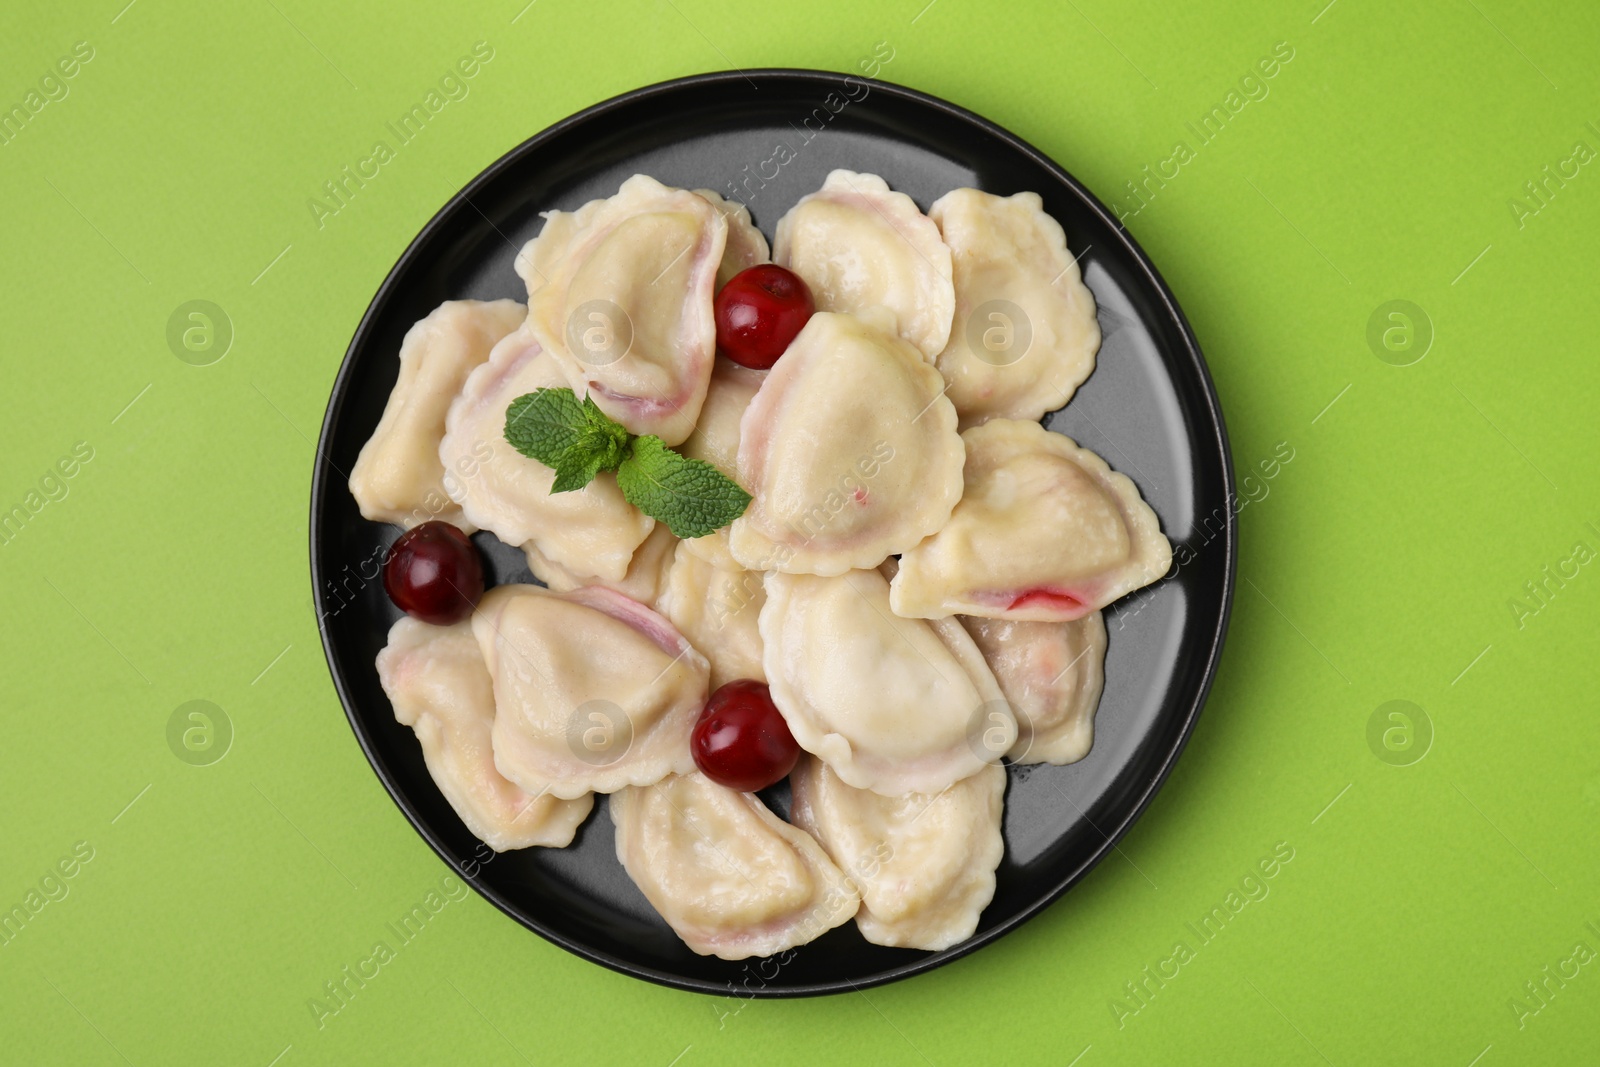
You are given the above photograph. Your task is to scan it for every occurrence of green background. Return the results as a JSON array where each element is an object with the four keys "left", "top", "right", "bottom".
[{"left": 3, "top": 0, "right": 1596, "bottom": 1063}]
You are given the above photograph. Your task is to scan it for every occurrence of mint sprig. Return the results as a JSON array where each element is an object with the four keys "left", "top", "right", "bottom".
[
  {"left": 615, "top": 435, "right": 752, "bottom": 539},
  {"left": 505, "top": 388, "right": 586, "bottom": 468},
  {"left": 503, "top": 387, "right": 751, "bottom": 539},
  {"left": 505, "top": 390, "right": 630, "bottom": 492}
]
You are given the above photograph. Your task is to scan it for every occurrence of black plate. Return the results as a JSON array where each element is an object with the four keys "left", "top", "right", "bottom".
[{"left": 310, "top": 69, "right": 1235, "bottom": 997}]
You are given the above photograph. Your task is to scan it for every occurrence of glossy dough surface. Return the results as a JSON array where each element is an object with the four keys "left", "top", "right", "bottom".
[
  {"left": 524, "top": 522, "right": 679, "bottom": 607},
  {"left": 761, "top": 567, "right": 1016, "bottom": 796},
  {"left": 679, "top": 359, "right": 764, "bottom": 570},
  {"left": 774, "top": 170, "right": 954, "bottom": 360},
  {"left": 962, "top": 612, "right": 1107, "bottom": 765},
  {"left": 695, "top": 188, "right": 771, "bottom": 288},
  {"left": 473, "top": 584, "right": 707, "bottom": 799},
  {"left": 612, "top": 772, "right": 860, "bottom": 959},
  {"left": 657, "top": 542, "right": 766, "bottom": 689},
  {"left": 440, "top": 326, "right": 653, "bottom": 582},
  {"left": 350, "top": 299, "right": 526, "bottom": 530},
  {"left": 791, "top": 757, "right": 1005, "bottom": 951},
  {"left": 729, "top": 311, "right": 964, "bottom": 576},
  {"left": 891, "top": 418, "right": 1171, "bottom": 621},
  {"left": 520, "top": 175, "right": 726, "bottom": 445},
  {"left": 376, "top": 617, "right": 593, "bottom": 850},
  {"left": 929, "top": 188, "right": 1100, "bottom": 426}
]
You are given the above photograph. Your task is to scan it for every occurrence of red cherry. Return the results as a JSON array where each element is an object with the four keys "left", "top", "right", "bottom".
[
  {"left": 691, "top": 680, "right": 800, "bottom": 792},
  {"left": 382, "top": 521, "right": 484, "bottom": 625},
  {"left": 714, "top": 264, "right": 814, "bottom": 369}
]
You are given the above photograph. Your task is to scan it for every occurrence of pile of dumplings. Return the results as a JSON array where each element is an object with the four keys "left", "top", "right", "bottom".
[{"left": 350, "top": 169, "right": 1172, "bottom": 960}]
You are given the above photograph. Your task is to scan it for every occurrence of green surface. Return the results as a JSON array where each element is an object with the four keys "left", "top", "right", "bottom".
[{"left": 2, "top": 0, "right": 1596, "bottom": 1063}]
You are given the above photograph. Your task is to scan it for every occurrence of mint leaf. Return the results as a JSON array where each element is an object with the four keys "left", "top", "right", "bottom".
[
  {"left": 506, "top": 388, "right": 631, "bottom": 492},
  {"left": 505, "top": 389, "right": 588, "bottom": 467},
  {"left": 549, "top": 421, "right": 630, "bottom": 493},
  {"left": 580, "top": 394, "right": 613, "bottom": 432},
  {"left": 616, "top": 435, "right": 752, "bottom": 539},
  {"left": 505, "top": 391, "right": 751, "bottom": 537},
  {"left": 549, "top": 449, "right": 606, "bottom": 494}
]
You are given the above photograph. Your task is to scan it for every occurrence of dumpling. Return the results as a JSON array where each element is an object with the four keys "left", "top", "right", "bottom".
[
  {"left": 520, "top": 175, "right": 726, "bottom": 445},
  {"left": 679, "top": 358, "right": 764, "bottom": 569},
  {"left": 376, "top": 617, "right": 593, "bottom": 850},
  {"left": 440, "top": 326, "right": 653, "bottom": 582},
  {"left": 350, "top": 299, "right": 526, "bottom": 530},
  {"left": 612, "top": 772, "right": 860, "bottom": 959},
  {"left": 929, "top": 188, "right": 1100, "bottom": 426},
  {"left": 473, "top": 584, "right": 707, "bottom": 799},
  {"left": 790, "top": 757, "right": 1004, "bottom": 951},
  {"left": 657, "top": 542, "right": 766, "bottom": 689},
  {"left": 695, "top": 188, "right": 771, "bottom": 288},
  {"left": 960, "top": 613, "right": 1107, "bottom": 765},
  {"left": 774, "top": 170, "right": 954, "bottom": 359},
  {"left": 729, "top": 311, "right": 964, "bottom": 576},
  {"left": 761, "top": 567, "right": 1016, "bottom": 796},
  {"left": 680, "top": 359, "right": 764, "bottom": 478},
  {"left": 891, "top": 419, "right": 1171, "bottom": 621},
  {"left": 525, "top": 522, "right": 679, "bottom": 607}
]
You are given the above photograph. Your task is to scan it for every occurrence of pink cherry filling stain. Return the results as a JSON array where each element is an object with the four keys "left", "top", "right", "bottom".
[
  {"left": 587, "top": 380, "right": 689, "bottom": 419},
  {"left": 1005, "top": 588, "right": 1086, "bottom": 615}
]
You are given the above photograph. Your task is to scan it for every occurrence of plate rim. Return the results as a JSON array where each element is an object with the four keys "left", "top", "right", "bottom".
[{"left": 309, "top": 66, "right": 1237, "bottom": 998}]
